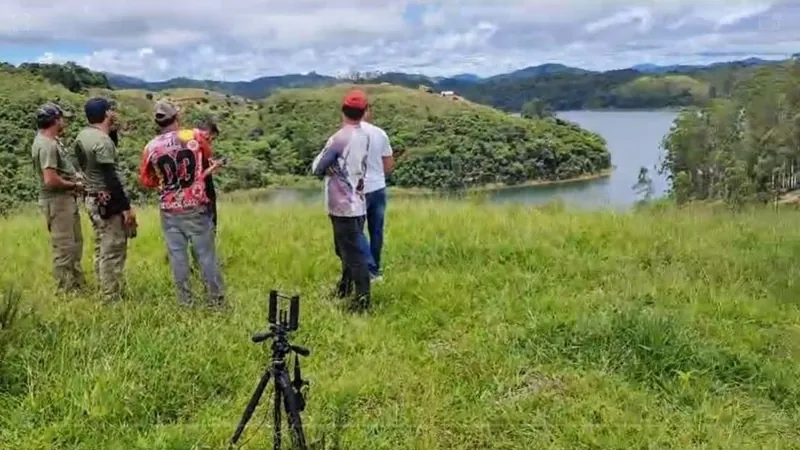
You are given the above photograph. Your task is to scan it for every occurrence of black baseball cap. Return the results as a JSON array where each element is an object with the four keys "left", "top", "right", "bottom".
[{"left": 84, "top": 97, "right": 116, "bottom": 122}]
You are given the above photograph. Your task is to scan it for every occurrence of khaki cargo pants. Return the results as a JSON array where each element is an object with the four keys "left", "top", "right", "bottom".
[
  {"left": 86, "top": 195, "right": 128, "bottom": 301},
  {"left": 40, "top": 194, "right": 85, "bottom": 292}
]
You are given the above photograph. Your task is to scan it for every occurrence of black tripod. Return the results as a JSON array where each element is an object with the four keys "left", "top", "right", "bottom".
[{"left": 229, "top": 291, "right": 311, "bottom": 450}]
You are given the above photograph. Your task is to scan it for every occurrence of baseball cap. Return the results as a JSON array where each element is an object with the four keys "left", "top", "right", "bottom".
[
  {"left": 342, "top": 89, "right": 368, "bottom": 110},
  {"left": 84, "top": 97, "right": 115, "bottom": 121},
  {"left": 36, "top": 102, "right": 73, "bottom": 122},
  {"left": 154, "top": 99, "right": 180, "bottom": 121}
]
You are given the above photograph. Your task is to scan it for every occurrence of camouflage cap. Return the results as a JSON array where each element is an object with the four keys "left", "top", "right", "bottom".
[
  {"left": 36, "top": 102, "right": 73, "bottom": 122},
  {"left": 154, "top": 99, "right": 180, "bottom": 121}
]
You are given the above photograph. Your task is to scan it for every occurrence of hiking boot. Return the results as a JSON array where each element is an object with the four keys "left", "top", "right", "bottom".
[
  {"left": 347, "top": 294, "right": 371, "bottom": 313},
  {"left": 335, "top": 278, "right": 353, "bottom": 298}
]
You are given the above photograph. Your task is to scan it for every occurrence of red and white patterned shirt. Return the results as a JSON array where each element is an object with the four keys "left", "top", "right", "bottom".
[{"left": 138, "top": 128, "right": 213, "bottom": 212}]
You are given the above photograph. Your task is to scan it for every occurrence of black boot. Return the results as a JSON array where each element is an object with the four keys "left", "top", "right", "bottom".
[
  {"left": 348, "top": 294, "right": 371, "bottom": 313},
  {"left": 335, "top": 276, "right": 353, "bottom": 298}
]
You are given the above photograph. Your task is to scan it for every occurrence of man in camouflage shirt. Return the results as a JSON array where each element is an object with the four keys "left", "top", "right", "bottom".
[
  {"left": 73, "top": 97, "right": 136, "bottom": 302},
  {"left": 31, "top": 102, "right": 86, "bottom": 293}
]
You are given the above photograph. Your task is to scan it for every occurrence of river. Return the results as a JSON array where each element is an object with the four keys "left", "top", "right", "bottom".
[{"left": 253, "top": 110, "right": 677, "bottom": 209}]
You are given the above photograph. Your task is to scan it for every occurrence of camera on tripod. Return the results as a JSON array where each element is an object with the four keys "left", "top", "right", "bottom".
[
  {"left": 229, "top": 290, "right": 311, "bottom": 450},
  {"left": 264, "top": 290, "right": 299, "bottom": 333}
]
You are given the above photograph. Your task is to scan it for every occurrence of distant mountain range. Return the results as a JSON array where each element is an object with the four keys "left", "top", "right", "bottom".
[{"left": 100, "top": 56, "right": 790, "bottom": 111}]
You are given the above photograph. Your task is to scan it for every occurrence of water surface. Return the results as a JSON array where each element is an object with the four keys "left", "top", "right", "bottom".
[{"left": 489, "top": 110, "right": 675, "bottom": 209}]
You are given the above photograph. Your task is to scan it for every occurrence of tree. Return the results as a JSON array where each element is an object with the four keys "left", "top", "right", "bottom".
[
  {"left": 520, "top": 98, "right": 553, "bottom": 119},
  {"left": 632, "top": 166, "right": 655, "bottom": 204}
]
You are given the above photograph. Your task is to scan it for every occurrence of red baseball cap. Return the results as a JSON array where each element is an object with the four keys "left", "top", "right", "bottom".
[{"left": 343, "top": 89, "right": 368, "bottom": 109}]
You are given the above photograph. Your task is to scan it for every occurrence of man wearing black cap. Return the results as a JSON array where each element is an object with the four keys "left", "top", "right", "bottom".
[
  {"left": 32, "top": 102, "right": 86, "bottom": 293},
  {"left": 73, "top": 97, "right": 135, "bottom": 302}
]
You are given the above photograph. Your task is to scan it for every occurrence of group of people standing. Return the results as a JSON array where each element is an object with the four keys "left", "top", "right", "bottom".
[
  {"left": 31, "top": 87, "right": 394, "bottom": 313},
  {"left": 31, "top": 97, "right": 226, "bottom": 307}
]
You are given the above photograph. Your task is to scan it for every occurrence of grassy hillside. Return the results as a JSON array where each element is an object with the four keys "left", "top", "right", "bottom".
[
  {"left": 1, "top": 201, "right": 800, "bottom": 449},
  {"left": 257, "top": 84, "right": 610, "bottom": 189},
  {"left": 610, "top": 75, "right": 710, "bottom": 109},
  {"left": 0, "top": 65, "right": 611, "bottom": 214}
]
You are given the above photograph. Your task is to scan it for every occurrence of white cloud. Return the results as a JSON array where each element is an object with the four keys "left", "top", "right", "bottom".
[
  {"left": 0, "top": 0, "right": 795, "bottom": 81},
  {"left": 584, "top": 8, "right": 653, "bottom": 34}
]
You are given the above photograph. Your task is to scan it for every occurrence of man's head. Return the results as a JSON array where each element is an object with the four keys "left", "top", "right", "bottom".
[
  {"left": 196, "top": 118, "right": 220, "bottom": 142},
  {"left": 84, "top": 97, "right": 116, "bottom": 127},
  {"left": 341, "top": 89, "right": 368, "bottom": 123},
  {"left": 36, "top": 102, "right": 73, "bottom": 132},
  {"left": 154, "top": 99, "right": 180, "bottom": 130}
]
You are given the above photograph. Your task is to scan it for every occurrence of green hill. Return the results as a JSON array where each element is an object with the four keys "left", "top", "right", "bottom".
[
  {"left": 0, "top": 65, "right": 611, "bottom": 214},
  {"left": 103, "top": 57, "right": 789, "bottom": 112},
  {"left": 1, "top": 201, "right": 799, "bottom": 449},
  {"left": 609, "top": 75, "right": 710, "bottom": 109},
  {"left": 256, "top": 84, "right": 610, "bottom": 190}
]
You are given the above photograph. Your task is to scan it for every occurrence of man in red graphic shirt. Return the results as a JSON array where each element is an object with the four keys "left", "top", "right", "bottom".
[{"left": 139, "top": 99, "right": 226, "bottom": 308}]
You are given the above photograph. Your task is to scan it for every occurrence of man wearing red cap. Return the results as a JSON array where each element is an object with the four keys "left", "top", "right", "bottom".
[{"left": 311, "top": 88, "right": 372, "bottom": 312}]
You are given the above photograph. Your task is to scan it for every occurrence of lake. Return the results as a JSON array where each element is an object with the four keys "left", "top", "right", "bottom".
[
  {"left": 253, "top": 110, "right": 677, "bottom": 209},
  {"left": 489, "top": 110, "right": 675, "bottom": 209}
]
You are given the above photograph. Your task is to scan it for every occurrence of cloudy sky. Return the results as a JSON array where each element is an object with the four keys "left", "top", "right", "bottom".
[{"left": 1, "top": 0, "right": 798, "bottom": 81}]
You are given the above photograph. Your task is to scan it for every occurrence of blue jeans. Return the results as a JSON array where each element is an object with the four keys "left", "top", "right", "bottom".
[{"left": 358, "top": 188, "right": 387, "bottom": 276}]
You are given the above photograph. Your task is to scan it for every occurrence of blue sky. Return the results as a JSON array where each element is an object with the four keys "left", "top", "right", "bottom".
[{"left": 1, "top": 0, "right": 798, "bottom": 81}]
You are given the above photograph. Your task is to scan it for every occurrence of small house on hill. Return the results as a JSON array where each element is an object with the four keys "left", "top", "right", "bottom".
[{"left": 440, "top": 90, "right": 455, "bottom": 97}]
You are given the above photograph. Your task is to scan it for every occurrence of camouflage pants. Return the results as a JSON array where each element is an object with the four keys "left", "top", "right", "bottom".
[
  {"left": 40, "top": 194, "right": 85, "bottom": 292},
  {"left": 85, "top": 196, "right": 128, "bottom": 301}
]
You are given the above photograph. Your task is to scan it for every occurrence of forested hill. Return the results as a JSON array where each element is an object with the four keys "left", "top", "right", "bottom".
[
  {"left": 0, "top": 64, "right": 610, "bottom": 214},
  {"left": 101, "top": 57, "right": 790, "bottom": 112},
  {"left": 660, "top": 58, "right": 800, "bottom": 208}
]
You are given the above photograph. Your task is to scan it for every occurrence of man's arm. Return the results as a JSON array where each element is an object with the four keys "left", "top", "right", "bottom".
[
  {"left": 39, "top": 142, "right": 78, "bottom": 190},
  {"left": 381, "top": 130, "right": 395, "bottom": 175},
  {"left": 311, "top": 134, "right": 345, "bottom": 177},
  {"left": 94, "top": 140, "right": 131, "bottom": 211},
  {"left": 138, "top": 146, "right": 159, "bottom": 189}
]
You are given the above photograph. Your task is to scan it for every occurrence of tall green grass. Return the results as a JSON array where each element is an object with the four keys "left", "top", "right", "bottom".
[{"left": 1, "top": 200, "right": 799, "bottom": 449}]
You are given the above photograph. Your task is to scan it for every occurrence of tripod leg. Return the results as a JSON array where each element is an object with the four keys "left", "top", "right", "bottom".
[
  {"left": 229, "top": 366, "right": 272, "bottom": 448},
  {"left": 274, "top": 377, "right": 282, "bottom": 450},
  {"left": 277, "top": 370, "right": 309, "bottom": 450}
]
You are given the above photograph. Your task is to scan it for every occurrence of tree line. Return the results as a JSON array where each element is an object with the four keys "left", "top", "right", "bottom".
[{"left": 660, "top": 59, "right": 800, "bottom": 208}]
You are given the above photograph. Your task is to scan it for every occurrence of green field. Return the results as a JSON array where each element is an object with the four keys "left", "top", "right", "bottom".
[{"left": 2, "top": 200, "right": 800, "bottom": 449}]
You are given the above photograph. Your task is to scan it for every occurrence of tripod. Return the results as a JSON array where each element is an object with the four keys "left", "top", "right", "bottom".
[{"left": 229, "top": 291, "right": 311, "bottom": 450}]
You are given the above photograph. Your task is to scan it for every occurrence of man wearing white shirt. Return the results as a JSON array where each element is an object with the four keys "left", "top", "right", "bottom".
[{"left": 359, "top": 109, "right": 394, "bottom": 280}]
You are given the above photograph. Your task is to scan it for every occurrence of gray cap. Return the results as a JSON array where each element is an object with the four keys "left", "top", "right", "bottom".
[
  {"left": 36, "top": 102, "right": 73, "bottom": 122},
  {"left": 154, "top": 99, "right": 179, "bottom": 121}
]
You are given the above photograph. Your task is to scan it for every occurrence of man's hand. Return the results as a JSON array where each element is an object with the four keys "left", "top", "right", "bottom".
[
  {"left": 202, "top": 158, "right": 226, "bottom": 178},
  {"left": 123, "top": 208, "right": 137, "bottom": 227},
  {"left": 72, "top": 180, "right": 85, "bottom": 194}
]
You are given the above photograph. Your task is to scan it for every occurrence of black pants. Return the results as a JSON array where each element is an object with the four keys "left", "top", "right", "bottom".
[{"left": 330, "top": 215, "right": 370, "bottom": 298}]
